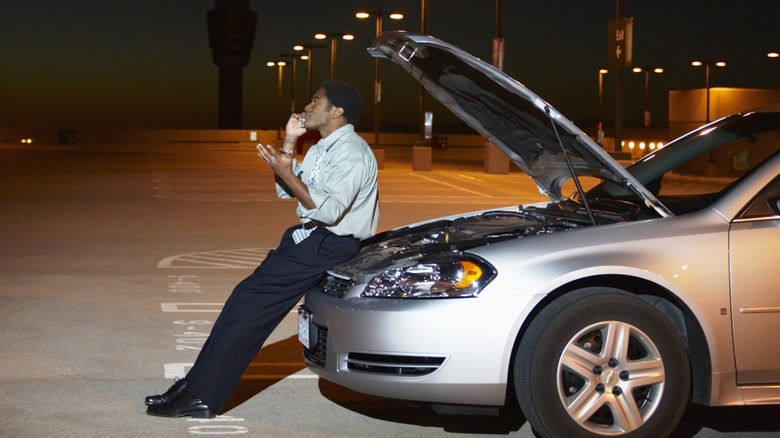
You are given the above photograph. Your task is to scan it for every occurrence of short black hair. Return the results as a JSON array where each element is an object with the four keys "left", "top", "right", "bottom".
[{"left": 321, "top": 80, "right": 363, "bottom": 126}]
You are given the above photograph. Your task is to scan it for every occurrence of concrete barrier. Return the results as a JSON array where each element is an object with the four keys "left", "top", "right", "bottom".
[
  {"left": 483, "top": 142, "right": 509, "bottom": 174},
  {"left": 412, "top": 145, "right": 432, "bottom": 171},
  {"left": 371, "top": 148, "right": 385, "bottom": 170}
]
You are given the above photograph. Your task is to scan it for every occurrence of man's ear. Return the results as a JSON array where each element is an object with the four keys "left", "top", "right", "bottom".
[{"left": 330, "top": 106, "right": 345, "bottom": 120}]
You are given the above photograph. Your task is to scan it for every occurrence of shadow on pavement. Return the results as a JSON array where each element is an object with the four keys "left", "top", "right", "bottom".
[
  {"left": 318, "top": 378, "right": 526, "bottom": 435},
  {"left": 673, "top": 404, "right": 780, "bottom": 437},
  {"left": 221, "top": 336, "right": 306, "bottom": 412}
]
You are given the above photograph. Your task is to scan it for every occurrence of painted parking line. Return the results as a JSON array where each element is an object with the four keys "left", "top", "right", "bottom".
[
  {"left": 158, "top": 248, "right": 269, "bottom": 269},
  {"left": 151, "top": 171, "right": 534, "bottom": 204},
  {"left": 164, "top": 362, "right": 317, "bottom": 380},
  {"left": 408, "top": 172, "right": 498, "bottom": 198},
  {"left": 161, "top": 302, "right": 224, "bottom": 312}
]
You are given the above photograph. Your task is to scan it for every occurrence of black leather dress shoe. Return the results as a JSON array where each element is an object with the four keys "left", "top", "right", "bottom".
[
  {"left": 146, "top": 389, "right": 216, "bottom": 418},
  {"left": 145, "top": 378, "right": 188, "bottom": 406}
]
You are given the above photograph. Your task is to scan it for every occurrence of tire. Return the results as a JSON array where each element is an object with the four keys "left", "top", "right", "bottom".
[{"left": 515, "top": 287, "right": 690, "bottom": 438}]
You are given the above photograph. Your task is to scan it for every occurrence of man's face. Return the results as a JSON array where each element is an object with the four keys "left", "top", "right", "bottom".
[{"left": 303, "top": 89, "right": 337, "bottom": 129}]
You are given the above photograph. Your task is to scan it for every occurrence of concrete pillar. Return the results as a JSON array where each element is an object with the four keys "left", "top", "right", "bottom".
[
  {"left": 484, "top": 142, "right": 509, "bottom": 174},
  {"left": 371, "top": 148, "right": 385, "bottom": 170},
  {"left": 412, "top": 145, "right": 432, "bottom": 171}
]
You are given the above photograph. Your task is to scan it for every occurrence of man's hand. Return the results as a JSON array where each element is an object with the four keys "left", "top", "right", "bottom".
[
  {"left": 257, "top": 143, "right": 315, "bottom": 209},
  {"left": 257, "top": 144, "right": 293, "bottom": 176},
  {"left": 285, "top": 113, "right": 306, "bottom": 139}
]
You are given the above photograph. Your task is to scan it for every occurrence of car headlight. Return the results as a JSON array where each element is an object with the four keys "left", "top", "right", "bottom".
[{"left": 361, "top": 256, "right": 496, "bottom": 298}]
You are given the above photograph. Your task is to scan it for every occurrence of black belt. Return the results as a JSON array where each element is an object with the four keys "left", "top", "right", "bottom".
[{"left": 302, "top": 221, "right": 321, "bottom": 229}]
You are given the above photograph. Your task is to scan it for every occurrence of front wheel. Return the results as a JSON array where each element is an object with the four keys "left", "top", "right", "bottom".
[{"left": 515, "top": 287, "right": 690, "bottom": 438}]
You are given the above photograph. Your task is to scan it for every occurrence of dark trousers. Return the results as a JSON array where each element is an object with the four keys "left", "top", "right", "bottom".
[{"left": 184, "top": 224, "right": 359, "bottom": 412}]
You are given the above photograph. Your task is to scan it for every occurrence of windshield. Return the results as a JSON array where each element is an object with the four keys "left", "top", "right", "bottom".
[{"left": 587, "top": 111, "right": 780, "bottom": 215}]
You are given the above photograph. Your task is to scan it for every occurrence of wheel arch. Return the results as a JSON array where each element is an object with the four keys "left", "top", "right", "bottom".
[{"left": 507, "top": 274, "right": 712, "bottom": 406}]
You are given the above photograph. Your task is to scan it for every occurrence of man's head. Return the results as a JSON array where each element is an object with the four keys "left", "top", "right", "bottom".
[{"left": 320, "top": 80, "right": 363, "bottom": 126}]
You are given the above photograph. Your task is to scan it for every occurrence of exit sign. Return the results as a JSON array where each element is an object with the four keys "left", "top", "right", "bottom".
[{"left": 608, "top": 18, "right": 633, "bottom": 68}]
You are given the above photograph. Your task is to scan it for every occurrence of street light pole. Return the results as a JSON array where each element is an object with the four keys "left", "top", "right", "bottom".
[
  {"left": 279, "top": 53, "right": 306, "bottom": 113},
  {"left": 692, "top": 59, "right": 726, "bottom": 124},
  {"left": 315, "top": 32, "right": 354, "bottom": 79},
  {"left": 632, "top": 66, "right": 663, "bottom": 127},
  {"left": 419, "top": 0, "right": 428, "bottom": 143},
  {"left": 293, "top": 43, "right": 327, "bottom": 98},
  {"left": 356, "top": 10, "right": 404, "bottom": 146},
  {"left": 597, "top": 68, "right": 608, "bottom": 144},
  {"left": 266, "top": 60, "right": 286, "bottom": 133},
  {"left": 493, "top": 0, "right": 504, "bottom": 70}
]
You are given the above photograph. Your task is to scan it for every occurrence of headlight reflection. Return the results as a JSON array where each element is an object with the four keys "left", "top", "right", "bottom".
[{"left": 362, "top": 257, "right": 495, "bottom": 299}]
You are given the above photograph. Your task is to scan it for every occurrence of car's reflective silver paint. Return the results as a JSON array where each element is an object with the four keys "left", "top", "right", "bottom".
[{"left": 302, "top": 31, "right": 780, "bottom": 437}]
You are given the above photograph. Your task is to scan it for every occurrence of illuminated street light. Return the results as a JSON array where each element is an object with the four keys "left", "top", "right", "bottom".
[
  {"left": 314, "top": 32, "right": 355, "bottom": 79},
  {"left": 293, "top": 43, "right": 327, "bottom": 98},
  {"left": 356, "top": 10, "right": 405, "bottom": 146},
  {"left": 597, "top": 68, "right": 608, "bottom": 144},
  {"left": 768, "top": 51, "right": 779, "bottom": 58},
  {"left": 278, "top": 53, "right": 307, "bottom": 113},
  {"left": 692, "top": 59, "right": 726, "bottom": 124},
  {"left": 266, "top": 61, "right": 287, "bottom": 123},
  {"left": 632, "top": 66, "right": 664, "bottom": 127}
]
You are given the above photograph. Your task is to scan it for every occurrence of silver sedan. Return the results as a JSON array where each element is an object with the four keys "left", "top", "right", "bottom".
[{"left": 300, "top": 31, "right": 780, "bottom": 438}]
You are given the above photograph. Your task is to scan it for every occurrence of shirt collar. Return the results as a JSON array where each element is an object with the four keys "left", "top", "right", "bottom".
[{"left": 318, "top": 124, "right": 354, "bottom": 150}]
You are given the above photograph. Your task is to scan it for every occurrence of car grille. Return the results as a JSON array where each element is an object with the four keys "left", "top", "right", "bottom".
[
  {"left": 303, "top": 324, "right": 328, "bottom": 367},
  {"left": 346, "top": 353, "right": 446, "bottom": 376},
  {"left": 317, "top": 273, "right": 353, "bottom": 298},
  {"left": 303, "top": 325, "right": 446, "bottom": 376}
]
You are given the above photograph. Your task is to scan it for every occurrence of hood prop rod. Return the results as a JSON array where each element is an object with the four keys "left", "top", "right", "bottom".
[{"left": 544, "top": 106, "right": 597, "bottom": 226}]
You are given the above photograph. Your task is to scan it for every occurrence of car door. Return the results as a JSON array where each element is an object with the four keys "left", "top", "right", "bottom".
[{"left": 730, "top": 176, "right": 780, "bottom": 384}]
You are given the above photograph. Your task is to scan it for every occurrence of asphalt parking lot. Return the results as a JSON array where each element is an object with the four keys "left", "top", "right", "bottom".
[{"left": 2, "top": 142, "right": 780, "bottom": 437}]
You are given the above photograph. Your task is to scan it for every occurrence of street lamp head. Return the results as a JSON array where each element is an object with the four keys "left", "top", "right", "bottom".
[
  {"left": 692, "top": 60, "right": 726, "bottom": 68},
  {"left": 356, "top": 11, "right": 404, "bottom": 20},
  {"left": 634, "top": 66, "right": 664, "bottom": 73},
  {"left": 769, "top": 52, "right": 779, "bottom": 58},
  {"left": 315, "top": 32, "right": 354, "bottom": 41},
  {"left": 631, "top": 66, "right": 663, "bottom": 74},
  {"left": 294, "top": 43, "right": 328, "bottom": 51},
  {"left": 598, "top": 68, "right": 609, "bottom": 74}
]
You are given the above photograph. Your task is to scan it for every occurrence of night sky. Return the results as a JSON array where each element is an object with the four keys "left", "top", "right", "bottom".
[{"left": 2, "top": 0, "right": 779, "bottom": 131}]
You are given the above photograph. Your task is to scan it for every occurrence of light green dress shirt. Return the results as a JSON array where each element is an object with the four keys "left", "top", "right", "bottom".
[{"left": 276, "top": 124, "right": 379, "bottom": 240}]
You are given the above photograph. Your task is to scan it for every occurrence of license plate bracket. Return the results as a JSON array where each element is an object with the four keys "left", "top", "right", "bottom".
[{"left": 297, "top": 306, "right": 313, "bottom": 349}]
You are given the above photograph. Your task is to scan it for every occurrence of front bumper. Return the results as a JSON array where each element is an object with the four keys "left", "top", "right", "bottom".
[{"left": 300, "top": 287, "right": 540, "bottom": 406}]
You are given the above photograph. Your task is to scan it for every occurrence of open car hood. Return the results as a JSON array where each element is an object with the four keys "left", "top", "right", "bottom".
[{"left": 369, "top": 31, "right": 669, "bottom": 215}]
